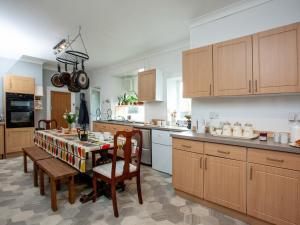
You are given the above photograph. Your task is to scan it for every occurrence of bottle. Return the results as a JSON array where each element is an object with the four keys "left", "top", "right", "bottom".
[{"left": 290, "top": 119, "right": 300, "bottom": 143}]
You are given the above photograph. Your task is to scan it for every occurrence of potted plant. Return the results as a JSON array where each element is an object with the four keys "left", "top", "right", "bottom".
[
  {"left": 184, "top": 114, "right": 192, "bottom": 129},
  {"left": 63, "top": 111, "right": 77, "bottom": 131}
]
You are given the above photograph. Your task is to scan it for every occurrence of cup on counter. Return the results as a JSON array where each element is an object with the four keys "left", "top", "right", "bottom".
[{"left": 280, "top": 132, "right": 289, "bottom": 144}]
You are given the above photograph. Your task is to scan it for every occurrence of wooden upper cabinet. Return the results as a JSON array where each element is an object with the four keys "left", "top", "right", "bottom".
[
  {"left": 4, "top": 75, "right": 35, "bottom": 94},
  {"left": 253, "top": 23, "right": 300, "bottom": 94},
  {"left": 204, "top": 156, "right": 247, "bottom": 213},
  {"left": 182, "top": 45, "right": 213, "bottom": 97},
  {"left": 247, "top": 163, "right": 300, "bottom": 225},
  {"left": 213, "top": 36, "right": 253, "bottom": 96},
  {"left": 138, "top": 69, "right": 163, "bottom": 102},
  {"left": 173, "top": 148, "right": 204, "bottom": 198}
]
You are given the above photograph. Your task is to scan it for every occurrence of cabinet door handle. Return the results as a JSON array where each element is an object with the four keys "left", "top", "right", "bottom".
[
  {"left": 181, "top": 144, "right": 191, "bottom": 148},
  {"left": 204, "top": 157, "right": 207, "bottom": 170},
  {"left": 255, "top": 80, "right": 258, "bottom": 92},
  {"left": 248, "top": 80, "right": 251, "bottom": 93},
  {"left": 217, "top": 150, "right": 230, "bottom": 154},
  {"left": 199, "top": 157, "right": 202, "bottom": 169},
  {"left": 249, "top": 165, "right": 253, "bottom": 180},
  {"left": 266, "top": 157, "right": 284, "bottom": 163}
]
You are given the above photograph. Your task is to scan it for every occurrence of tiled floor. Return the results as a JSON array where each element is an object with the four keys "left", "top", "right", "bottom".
[{"left": 0, "top": 157, "right": 248, "bottom": 225}]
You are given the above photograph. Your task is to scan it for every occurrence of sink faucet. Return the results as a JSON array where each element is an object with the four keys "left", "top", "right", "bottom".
[{"left": 117, "top": 116, "right": 126, "bottom": 121}]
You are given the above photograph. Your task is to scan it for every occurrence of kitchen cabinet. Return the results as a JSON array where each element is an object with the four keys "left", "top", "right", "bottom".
[
  {"left": 0, "top": 125, "right": 5, "bottom": 158},
  {"left": 204, "top": 155, "right": 247, "bottom": 213},
  {"left": 138, "top": 69, "right": 163, "bottom": 102},
  {"left": 247, "top": 163, "right": 300, "bottom": 225},
  {"left": 182, "top": 45, "right": 213, "bottom": 97},
  {"left": 173, "top": 148, "right": 203, "bottom": 198},
  {"left": 253, "top": 23, "right": 300, "bottom": 94},
  {"left": 93, "top": 122, "right": 132, "bottom": 134},
  {"left": 213, "top": 35, "right": 253, "bottom": 96},
  {"left": 6, "top": 128, "right": 35, "bottom": 153},
  {"left": 4, "top": 75, "right": 35, "bottom": 94}
]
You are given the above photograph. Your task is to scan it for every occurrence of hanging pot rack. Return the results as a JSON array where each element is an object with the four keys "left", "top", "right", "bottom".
[{"left": 54, "top": 26, "right": 89, "bottom": 66}]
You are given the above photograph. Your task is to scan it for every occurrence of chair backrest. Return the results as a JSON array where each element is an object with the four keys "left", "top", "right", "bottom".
[
  {"left": 38, "top": 119, "right": 58, "bottom": 130},
  {"left": 111, "top": 130, "right": 143, "bottom": 179}
]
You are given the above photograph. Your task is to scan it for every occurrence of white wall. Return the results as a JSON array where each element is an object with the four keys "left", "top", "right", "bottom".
[
  {"left": 89, "top": 41, "right": 188, "bottom": 122},
  {"left": 190, "top": 0, "right": 300, "bottom": 132},
  {"left": 0, "top": 56, "right": 44, "bottom": 124}
]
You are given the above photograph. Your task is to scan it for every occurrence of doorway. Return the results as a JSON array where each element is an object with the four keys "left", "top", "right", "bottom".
[{"left": 51, "top": 91, "right": 71, "bottom": 128}]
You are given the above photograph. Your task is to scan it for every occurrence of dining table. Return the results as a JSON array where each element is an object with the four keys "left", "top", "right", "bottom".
[{"left": 34, "top": 129, "right": 128, "bottom": 203}]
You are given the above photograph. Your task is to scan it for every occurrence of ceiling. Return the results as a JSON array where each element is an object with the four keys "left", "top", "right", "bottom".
[{"left": 0, "top": 0, "right": 239, "bottom": 69}]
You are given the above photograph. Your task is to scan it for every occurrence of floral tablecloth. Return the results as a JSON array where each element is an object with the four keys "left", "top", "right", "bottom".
[{"left": 34, "top": 130, "right": 115, "bottom": 172}]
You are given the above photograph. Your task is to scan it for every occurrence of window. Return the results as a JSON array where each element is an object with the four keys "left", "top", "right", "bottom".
[
  {"left": 167, "top": 77, "right": 191, "bottom": 122},
  {"left": 115, "top": 105, "right": 145, "bottom": 122}
]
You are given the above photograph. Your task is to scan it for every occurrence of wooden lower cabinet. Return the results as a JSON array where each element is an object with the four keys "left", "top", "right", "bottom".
[
  {"left": 204, "top": 156, "right": 246, "bottom": 213},
  {"left": 0, "top": 125, "right": 4, "bottom": 157},
  {"left": 173, "top": 149, "right": 203, "bottom": 198},
  {"left": 247, "top": 163, "right": 300, "bottom": 225},
  {"left": 6, "top": 128, "right": 35, "bottom": 153},
  {"left": 93, "top": 122, "right": 133, "bottom": 134}
]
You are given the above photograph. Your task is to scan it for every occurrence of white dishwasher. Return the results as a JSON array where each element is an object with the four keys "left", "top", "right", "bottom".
[{"left": 152, "top": 129, "right": 175, "bottom": 174}]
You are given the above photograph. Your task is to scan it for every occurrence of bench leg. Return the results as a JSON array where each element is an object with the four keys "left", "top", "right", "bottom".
[
  {"left": 23, "top": 152, "right": 27, "bottom": 173},
  {"left": 33, "top": 163, "right": 38, "bottom": 187},
  {"left": 68, "top": 176, "right": 75, "bottom": 204},
  {"left": 50, "top": 179, "right": 57, "bottom": 211},
  {"left": 39, "top": 169, "right": 45, "bottom": 195}
]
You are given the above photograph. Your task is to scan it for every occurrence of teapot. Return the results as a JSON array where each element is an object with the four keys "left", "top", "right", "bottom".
[{"left": 77, "top": 128, "right": 88, "bottom": 141}]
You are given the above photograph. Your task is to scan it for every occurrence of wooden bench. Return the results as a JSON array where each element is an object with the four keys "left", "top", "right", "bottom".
[
  {"left": 23, "top": 146, "right": 52, "bottom": 187},
  {"left": 37, "top": 158, "right": 78, "bottom": 211}
]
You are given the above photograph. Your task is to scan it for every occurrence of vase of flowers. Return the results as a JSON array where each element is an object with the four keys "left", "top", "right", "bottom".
[
  {"left": 63, "top": 111, "right": 77, "bottom": 131},
  {"left": 184, "top": 114, "right": 192, "bottom": 129}
]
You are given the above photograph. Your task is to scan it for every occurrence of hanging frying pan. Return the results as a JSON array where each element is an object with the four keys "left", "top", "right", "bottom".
[
  {"left": 68, "top": 64, "right": 81, "bottom": 93},
  {"left": 76, "top": 60, "right": 89, "bottom": 90},
  {"left": 59, "top": 63, "right": 71, "bottom": 85},
  {"left": 51, "top": 64, "right": 64, "bottom": 87}
]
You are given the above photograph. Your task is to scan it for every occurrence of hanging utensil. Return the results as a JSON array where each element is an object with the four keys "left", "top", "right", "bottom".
[
  {"left": 51, "top": 64, "right": 64, "bottom": 87},
  {"left": 76, "top": 60, "right": 89, "bottom": 90},
  {"left": 59, "top": 63, "right": 71, "bottom": 85},
  {"left": 68, "top": 63, "right": 81, "bottom": 92}
]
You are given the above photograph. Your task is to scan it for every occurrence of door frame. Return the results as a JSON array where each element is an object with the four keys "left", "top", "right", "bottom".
[{"left": 46, "top": 86, "right": 75, "bottom": 120}]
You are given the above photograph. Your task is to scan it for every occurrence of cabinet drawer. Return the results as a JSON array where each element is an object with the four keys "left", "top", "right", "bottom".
[
  {"left": 248, "top": 148, "right": 300, "bottom": 171},
  {"left": 172, "top": 138, "right": 204, "bottom": 154},
  {"left": 204, "top": 143, "right": 246, "bottom": 161}
]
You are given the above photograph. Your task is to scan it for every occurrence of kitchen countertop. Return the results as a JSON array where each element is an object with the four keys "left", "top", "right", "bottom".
[
  {"left": 0, "top": 122, "right": 5, "bottom": 126},
  {"left": 171, "top": 131, "right": 300, "bottom": 154},
  {"left": 93, "top": 120, "right": 188, "bottom": 132}
]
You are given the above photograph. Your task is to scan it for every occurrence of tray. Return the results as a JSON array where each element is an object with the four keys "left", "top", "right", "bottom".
[
  {"left": 289, "top": 142, "right": 300, "bottom": 148},
  {"left": 211, "top": 133, "right": 259, "bottom": 140}
]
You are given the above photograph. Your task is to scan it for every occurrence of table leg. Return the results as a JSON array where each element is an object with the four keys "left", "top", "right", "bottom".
[
  {"left": 68, "top": 176, "right": 75, "bottom": 204},
  {"left": 39, "top": 169, "right": 45, "bottom": 195},
  {"left": 23, "top": 152, "right": 27, "bottom": 173},
  {"left": 33, "top": 163, "right": 38, "bottom": 187},
  {"left": 50, "top": 179, "right": 57, "bottom": 211}
]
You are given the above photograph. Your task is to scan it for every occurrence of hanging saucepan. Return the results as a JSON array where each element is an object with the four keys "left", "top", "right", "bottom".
[
  {"left": 59, "top": 63, "right": 71, "bottom": 85},
  {"left": 76, "top": 60, "right": 89, "bottom": 90},
  {"left": 68, "top": 64, "right": 81, "bottom": 93},
  {"left": 51, "top": 64, "right": 64, "bottom": 87}
]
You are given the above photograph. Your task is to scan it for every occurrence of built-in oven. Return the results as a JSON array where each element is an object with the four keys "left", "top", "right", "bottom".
[{"left": 6, "top": 93, "right": 34, "bottom": 128}]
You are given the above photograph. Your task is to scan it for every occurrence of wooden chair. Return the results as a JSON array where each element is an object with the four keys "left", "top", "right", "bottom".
[
  {"left": 37, "top": 119, "right": 58, "bottom": 130},
  {"left": 92, "top": 130, "right": 143, "bottom": 217}
]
